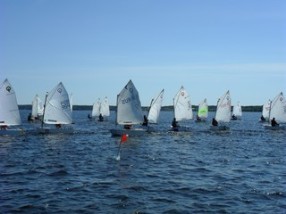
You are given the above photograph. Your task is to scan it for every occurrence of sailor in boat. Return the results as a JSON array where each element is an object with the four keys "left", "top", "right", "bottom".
[
  {"left": 142, "top": 115, "right": 148, "bottom": 126},
  {"left": 260, "top": 115, "right": 266, "bottom": 122},
  {"left": 196, "top": 115, "right": 201, "bottom": 122},
  {"left": 55, "top": 124, "right": 62, "bottom": 128},
  {"left": 27, "top": 113, "right": 35, "bottom": 122},
  {"left": 1, "top": 125, "right": 8, "bottom": 130},
  {"left": 98, "top": 113, "right": 104, "bottom": 122},
  {"left": 232, "top": 114, "right": 237, "bottom": 120},
  {"left": 271, "top": 118, "right": 279, "bottom": 127},
  {"left": 171, "top": 117, "right": 179, "bottom": 131},
  {"left": 212, "top": 118, "right": 218, "bottom": 126},
  {"left": 124, "top": 124, "right": 132, "bottom": 130}
]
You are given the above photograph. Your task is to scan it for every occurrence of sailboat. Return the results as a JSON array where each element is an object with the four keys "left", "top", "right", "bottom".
[
  {"left": 0, "top": 79, "right": 23, "bottom": 135},
  {"left": 211, "top": 90, "right": 231, "bottom": 130},
  {"left": 264, "top": 92, "right": 286, "bottom": 130},
  {"left": 231, "top": 102, "right": 242, "bottom": 120},
  {"left": 196, "top": 98, "right": 208, "bottom": 122},
  {"left": 147, "top": 89, "right": 164, "bottom": 124},
  {"left": 171, "top": 86, "right": 193, "bottom": 131},
  {"left": 37, "top": 82, "right": 73, "bottom": 134},
  {"left": 110, "top": 80, "right": 147, "bottom": 137},
  {"left": 89, "top": 97, "right": 110, "bottom": 121},
  {"left": 89, "top": 98, "right": 101, "bottom": 119},
  {"left": 260, "top": 100, "right": 271, "bottom": 122},
  {"left": 28, "top": 94, "right": 44, "bottom": 122},
  {"left": 99, "top": 97, "right": 110, "bottom": 120}
]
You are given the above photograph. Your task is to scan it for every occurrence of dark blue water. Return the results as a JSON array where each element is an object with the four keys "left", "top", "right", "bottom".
[{"left": 1, "top": 110, "right": 285, "bottom": 213}]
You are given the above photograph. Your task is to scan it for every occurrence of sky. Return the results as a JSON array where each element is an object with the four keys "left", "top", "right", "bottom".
[{"left": 1, "top": 0, "right": 286, "bottom": 106}]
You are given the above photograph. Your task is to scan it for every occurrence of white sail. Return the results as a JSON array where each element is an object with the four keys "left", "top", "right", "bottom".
[
  {"left": 269, "top": 92, "right": 286, "bottom": 123},
  {"left": 147, "top": 89, "right": 164, "bottom": 123},
  {"left": 116, "top": 80, "right": 143, "bottom": 125},
  {"left": 262, "top": 100, "right": 271, "bottom": 120},
  {"left": 173, "top": 86, "right": 193, "bottom": 121},
  {"left": 197, "top": 98, "right": 208, "bottom": 119},
  {"left": 215, "top": 90, "right": 231, "bottom": 122},
  {"left": 232, "top": 102, "right": 242, "bottom": 117},
  {"left": 91, "top": 99, "right": 101, "bottom": 117},
  {"left": 0, "top": 79, "right": 21, "bottom": 126},
  {"left": 43, "top": 82, "right": 72, "bottom": 124},
  {"left": 31, "top": 95, "right": 44, "bottom": 117},
  {"left": 100, "top": 97, "right": 110, "bottom": 117}
]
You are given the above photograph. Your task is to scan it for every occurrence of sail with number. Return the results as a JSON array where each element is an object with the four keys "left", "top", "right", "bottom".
[
  {"left": 173, "top": 86, "right": 193, "bottom": 121},
  {"left": 269, "top": 92, "right": 286, "bottom": 123},
  {"left": 31, "top": 95, "right": 44, "bottom": 118},
  {"left": 0, "top": 79, "right": 21, "bottom": 126},
  {"left": 197, "top": 98, "right": 208, "bottom": 119},
  {"left": 43, "top": 82, "right": 72, "bottom": 124},
  {"left": 232, "top": 102, "right": 242, "bottom": 118},
  {"left": 116, "top": 80, "right": 143, "bottom": 125},
  {"left": 215, "top": 90, "right": 231, "bottom": 122}
]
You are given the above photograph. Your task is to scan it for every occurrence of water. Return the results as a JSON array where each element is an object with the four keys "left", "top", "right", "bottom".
[{"left": 1, "top": 110, "right": 285, "bottom": 213}]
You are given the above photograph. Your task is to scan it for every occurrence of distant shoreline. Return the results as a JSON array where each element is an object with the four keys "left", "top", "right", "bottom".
[{"left": 19, "top": 105, "right": 263, "bottom": 112}]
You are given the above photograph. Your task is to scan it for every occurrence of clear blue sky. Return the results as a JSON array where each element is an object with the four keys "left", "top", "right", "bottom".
[{"left": 1, "top": 0, "right": 286, "bottom": 106}]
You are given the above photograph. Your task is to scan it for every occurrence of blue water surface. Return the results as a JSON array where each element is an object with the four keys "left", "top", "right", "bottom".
[{"left": 1, "top": 110, "right": 285, "bottom": 213}]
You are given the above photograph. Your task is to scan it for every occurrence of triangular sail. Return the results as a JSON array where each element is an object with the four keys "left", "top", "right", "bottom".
[
  {"left": 43, "top": 82, "right": 72, "bottom": 124},
  {"left": 100, "top": 97, "right": 110, "bottom": 117},
  {"left": 173, "top": 86, "right": 193, "bottom": 121},
  {"left": 0, "top": 79, "right": 21, "bottom": 126},
  {"left": 215, "top": 90, "right": 231, "bottom": 122},
  {"left": 262, "top": 100, "right": 271, "bottom": 120},
  {"left": 116, "top": 80, "right": 143, "bottom": 125},
  {"left": 147, "top": 89, "right": 164, "bottom": 123},
  {"left": 31, "top": 95, "right": 44, "bottom": 117},
  {"left": 91, "top": 99, "right": 101, "bottom": 117},
  {"left": 198, "top": 98, "right": 208, "bottom": 119},
  {"left": 269, "top": 92, "right": 286, "bottom": 123},
  {"left": 233, "top": 102, "right": 242, "bottom": 117}
]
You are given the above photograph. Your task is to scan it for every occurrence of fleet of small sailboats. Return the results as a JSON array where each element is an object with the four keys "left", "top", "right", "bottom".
[{"left": 0, "top": 78, "right": 285, "bottom": 136}]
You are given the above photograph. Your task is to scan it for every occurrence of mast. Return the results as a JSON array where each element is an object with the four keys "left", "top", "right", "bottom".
[{"left": 41, "top": 92, "right": 48, "bottom": 128}]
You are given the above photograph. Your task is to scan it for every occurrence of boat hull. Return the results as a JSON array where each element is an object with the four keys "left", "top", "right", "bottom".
[
  {"left": 110, "top": 128, "right": 149, "bottom": 137},
  {"left": 0, "top": 129, "right": 25, "bottom": 136},
  {"left": 210, "top": 125, "right": 230, "bottom": 131},
  {"left": 169, "top": 126, "right": 191, "bottom": 132},
  {"left": 36, "top": 127, "right": 74, "bottom": 134},
  {"left": 264, "top": 125, "right": 285, "bottom": 130}
]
